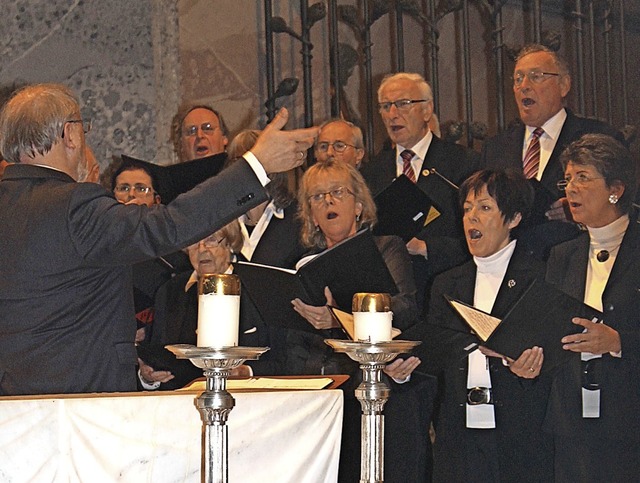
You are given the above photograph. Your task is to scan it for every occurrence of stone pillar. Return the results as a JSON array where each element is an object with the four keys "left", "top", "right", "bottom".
[{"left": 152, "top": 0, "right": 181, "bottom": 165}]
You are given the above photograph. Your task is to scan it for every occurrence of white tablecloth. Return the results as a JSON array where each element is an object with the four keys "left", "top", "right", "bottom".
[{"left": 0, "top": 389, "right": 343, "bottom": 482}]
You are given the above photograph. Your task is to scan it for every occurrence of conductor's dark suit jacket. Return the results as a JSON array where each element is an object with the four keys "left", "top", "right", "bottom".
[
  {"left": 480, "top": 110, "right": 624, "bottom": 259},
  {"left": 361, "top": 135, "right": 479, "bottom": 313},
  {"left": 0, "top": 161, "right": 267, "bottom": 395},
  {"left": 408, "top": 245, "right": 553, "bottom": 482}
]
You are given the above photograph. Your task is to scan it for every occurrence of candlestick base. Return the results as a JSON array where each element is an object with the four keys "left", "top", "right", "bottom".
[
  {"left": 166, "top": 344, "right": 269, "bottom": 483},
  {"left": 325, "top": 339, "right": 420, "bottom": 483}
]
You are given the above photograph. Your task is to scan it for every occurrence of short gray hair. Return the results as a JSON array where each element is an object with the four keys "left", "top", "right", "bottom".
[
  {"left": 515, "top": 44, "right": 570, "bottom": 77},
  {"left": 0, "top": 83, "right": 79, "bottom": 164},
  {"left": 317, "top": 118, "right": 365, "bottom": 149},
  {"left": 377, "top": 72, "right": 433, "bottom": 102}
]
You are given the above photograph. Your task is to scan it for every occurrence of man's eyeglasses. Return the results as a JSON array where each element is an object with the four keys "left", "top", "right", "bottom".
[
  {"left": 114, "top": 184, "right": 154, "bottom": 196},
  {"left": 316, "top": 141, "right": 357, "bottom": 153},
  {"left": 513, "top": 71, "right": 560, "bottom": 87},
  {"left": 308, "top": 186, "right": 355, "bottom": 205},
  {"left": 183, "top": 122, "right": 221, "bottom": 137},
  {"left": 62, "top": 119, "right": 92, "bottom": 138},
  {"left": 377, "top": 99, "right": 429, "bottom": 113},
  {"left": 201, "top": 236, "right": 226, "bottom": 248},
  {"left": 557, "top": 174, "right": 605, "bottom": 191}
]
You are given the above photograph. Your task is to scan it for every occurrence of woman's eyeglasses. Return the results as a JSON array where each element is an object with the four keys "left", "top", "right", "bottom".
[
  {"left": 556, "top": 174, "right": 605, "bottom": 191},
  {"left": 201, "top": 236, "right": 226, "bottom": 248},
  {"left": 114, "top": 184, "right": 154, "bottom": 196},
  {"left": 308, "top": 186, "right": 355, "bottom": 205}
]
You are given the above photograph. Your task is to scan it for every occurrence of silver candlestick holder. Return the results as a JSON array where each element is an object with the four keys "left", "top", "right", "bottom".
[
  {"left": 166, "top": 344, "right": 269, "bottom": 483},
  {"left": 325, "top": 339, "right": 420, "bottom": 483}
]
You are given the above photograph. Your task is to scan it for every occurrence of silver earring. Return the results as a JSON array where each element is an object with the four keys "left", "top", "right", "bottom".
[
  {"left": 315, "top": 225, "right": 320, "bottom": 232},
  {"left": 609, "top": 194, "right": 619, "bottom": 205},
  {"left": 356, "top": 214, "right": 361, "bottom": 222}
]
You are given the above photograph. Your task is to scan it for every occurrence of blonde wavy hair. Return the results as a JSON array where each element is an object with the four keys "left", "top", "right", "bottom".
[{"left": 298, "top": 160, "right": 377, "bottom": 250}]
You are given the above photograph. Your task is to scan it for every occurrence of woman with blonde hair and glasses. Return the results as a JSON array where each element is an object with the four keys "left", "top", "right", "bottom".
[{"left": 290, "top": 159, "right": 432, "bottom": 483}]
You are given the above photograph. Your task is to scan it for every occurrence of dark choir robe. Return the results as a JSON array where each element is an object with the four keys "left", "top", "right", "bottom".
[
  {"left": 545, "top": 217, "right": 640, "bottom": 482},
  {"left": 406, "top": 245, "right": 553, "bottom": 482},
  {"left": 285, "top": 235, "right": 435, "bottom": 483},
  {"left": 242, "top": 200, "right": 305, "bottom": 269}
]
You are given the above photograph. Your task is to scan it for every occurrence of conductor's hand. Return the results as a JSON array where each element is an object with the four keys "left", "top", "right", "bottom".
[{"left": 250, "top": 108, "right": 319, "bottom": 173}]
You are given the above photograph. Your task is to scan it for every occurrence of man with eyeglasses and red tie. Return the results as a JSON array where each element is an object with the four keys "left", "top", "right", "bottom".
[
  {"left": 480, "top": 43, "right": 626, "bottom": 260},
  {"left": 361, "top": 72, "right": 479, "bottom": 316}
]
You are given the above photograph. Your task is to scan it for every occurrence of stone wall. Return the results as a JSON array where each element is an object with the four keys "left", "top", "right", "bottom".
[{"left": 0, "top": 0, "right": 158, "bottom": 168}]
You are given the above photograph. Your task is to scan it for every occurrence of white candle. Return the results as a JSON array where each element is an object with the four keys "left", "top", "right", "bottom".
[
  {"left": 196, "top": 292, "right": 240, "bottom": 348},
  {"left": 353, "top": 311, "right": 393, "bottom": 343}
]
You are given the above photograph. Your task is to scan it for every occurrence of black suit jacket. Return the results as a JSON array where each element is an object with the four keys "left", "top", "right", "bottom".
[
  {"left": 480, "top": 110, "right": 623, "bottom": 259},
  {"left": 246, "top": 200, "right": 305, "bottom": 269},
  {"left": 361, "top": 135, "right": 480, "bottom": 312},
  {"left": 408, "top": 246, "right": 553, "bottom": 482},
  {"left": 545, "top": 218, "right": 640, "bottom": 445},
  {"left": 282, "top": 235, "right": 429, "bottom": 483},
  {"left": 145, "top": 266, "right": 285, "bottom": 389},
  {"left": 0, "top": 161, "right": 267, "bottom": 395}
]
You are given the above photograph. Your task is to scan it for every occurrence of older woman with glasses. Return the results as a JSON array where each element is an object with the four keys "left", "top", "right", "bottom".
[
  {"left": 290, "top": 159, "right": 432, "bottom": 483},
  {"left": 545, "top": 133, "right": 639, "bottom": 482},
  {"left": 138, "top": 220, "right": 282, "bottom": 389},
  {"left": 137, "top": 220, "right": 243, "bottom": 390}
]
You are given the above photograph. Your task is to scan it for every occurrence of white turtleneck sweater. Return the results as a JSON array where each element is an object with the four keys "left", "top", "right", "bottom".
[
  {"left": 580, "top": 214, "right": 628, "bottom": 418},
  {"left": 585, "top": 214, "right": 629, "bottom": 312}
]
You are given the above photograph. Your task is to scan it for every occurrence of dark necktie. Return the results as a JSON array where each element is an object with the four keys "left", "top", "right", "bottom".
[
  {"left": 400, "top": 149, "right": 417, "bottom": 183},
  {"left": 522, "top": 127, "right": 544, "bottom": 179}
]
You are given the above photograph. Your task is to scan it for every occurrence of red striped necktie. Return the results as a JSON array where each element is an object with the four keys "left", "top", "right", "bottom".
[
  {"left": 400, "top": 149, "right": 417, "bottom": 183},
  {"left": 522, "top": 127, "right": 544, "bottom": 179}
]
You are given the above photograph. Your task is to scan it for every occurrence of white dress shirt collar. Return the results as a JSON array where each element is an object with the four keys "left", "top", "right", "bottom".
[{"left": 240, "top": 200, "right": 283, "bottom": 261}]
